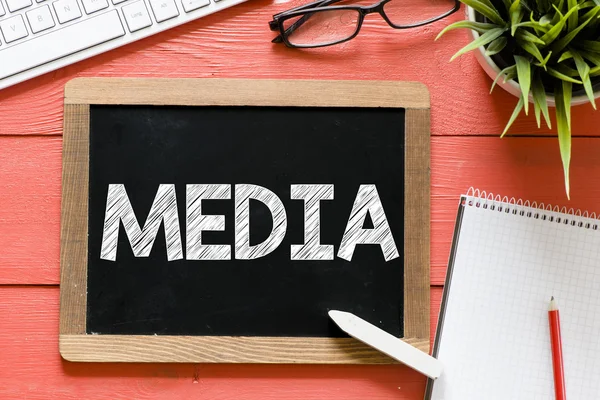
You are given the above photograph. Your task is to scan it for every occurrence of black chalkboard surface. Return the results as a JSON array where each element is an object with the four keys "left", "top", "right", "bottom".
[
  {"left": 59, "top": 78, "right": 430, "bottom": 364},
  {"left": 88, "top": 105, "right": 405, "bottom": 337}
]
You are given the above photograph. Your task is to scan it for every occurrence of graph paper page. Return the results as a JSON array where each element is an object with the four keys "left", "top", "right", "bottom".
[{"left": 430, "top": 195, "right": 600, "bottom": 400}]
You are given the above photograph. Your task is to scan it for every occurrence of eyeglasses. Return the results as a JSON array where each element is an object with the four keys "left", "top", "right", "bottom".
[{"left": 269, "top": 0, "right": 460, "bottom": 48}]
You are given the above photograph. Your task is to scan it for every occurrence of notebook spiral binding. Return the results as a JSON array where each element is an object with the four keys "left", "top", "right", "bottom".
[{"left": 464, "top": 187, "right": 600, "bottom": 231}]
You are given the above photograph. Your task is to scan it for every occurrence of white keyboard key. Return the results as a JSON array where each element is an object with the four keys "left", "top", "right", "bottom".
[
  {"left": 122, "top": 0, "right": 152, "bottom": 32},
  {"left": 26, "top": 5, "right": 55, "bottom": 33},
  {"left": 53, "top": 0, "right": 82, "bottom": 23},
  {"left": 181, "top": 0, "right": 207, "bottom": 12},
  {"left": 81, "top": 0, "right": 107, "bottom": 13},
  {"left": 36, "top": 0, "right": 47, "bottom": 3},
  {"left": 112, "top": 0, "right": 127, "bottom": 4},
  {"left": 6, "top": 0, "right": 32, "bottom": 12},
  {"left": 0, "top": 1, "right": 5, "bottom": 16},
  {"left": 149, "top": 0, "right": 178, "bottom": 22},
  {"left": 0, "top": 15, "right": 28, "bottom": 43},
  {"left": 0, "top": 10, "right": 124, "bottom": 80}
]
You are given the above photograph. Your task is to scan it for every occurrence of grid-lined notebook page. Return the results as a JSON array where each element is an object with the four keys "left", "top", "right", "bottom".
[{"left": 429, "top": 195, "right": 600, "bottom": 400}]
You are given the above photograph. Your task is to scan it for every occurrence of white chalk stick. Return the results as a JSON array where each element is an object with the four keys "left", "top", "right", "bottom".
[{"left": 328, "top": 310, "right": 443, "bottom": 379}]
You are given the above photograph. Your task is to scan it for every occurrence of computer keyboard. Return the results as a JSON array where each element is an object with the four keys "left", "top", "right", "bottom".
[{"left": 0, "top": 0, "right": 247, "bottom": 90}]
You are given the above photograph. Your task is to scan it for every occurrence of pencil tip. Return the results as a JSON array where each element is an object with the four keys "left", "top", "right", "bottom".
[{"left": 549, "top": 297, "right": 558, "bottom": 311}]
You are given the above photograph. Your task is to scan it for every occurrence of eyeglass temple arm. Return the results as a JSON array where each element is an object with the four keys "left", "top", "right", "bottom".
[
  {"left": 271, "top": 0, "right": 340, "bottom": 21},
  {"left": 270, "top": 0, "right": 344, "bottom": 43}
]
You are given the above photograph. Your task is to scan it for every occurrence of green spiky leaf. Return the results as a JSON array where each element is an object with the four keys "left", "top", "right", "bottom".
[
  {"left": 501, "top": 97, "right": 525, "bottom": 137},
  {"left": 580, "top": 50, "right": 600, "bottom": 66},
  {"left": 580, "top": 5, "right": 600, "bottom": 24},
  {"left": 567, "top": 0, "right": 578, "bottom": 31},
  {"left": 515, "top": 55, "right": 531, "bottom": 115},
  {"left": 477, "top": 0, "right": 501, "bottom": 13},
  {"left": 558, "top": 51, "right": 574, "bottom": 63},
  {"left": 485, "top": 36, "right": 508, "bottom": 56},
  {"left": 460, "top": 0, "right": 506, "bottom": 25},
  {"left": 551, "top": 1, "right": 565, "bottom": 25},
  {"left": 512, "top": 21, "right": 550, "bottom": 32},
  {"left": 555, "top": 64, "right": 581, "bottom": 77},
  {"left": 540, "top": 5, "right": 579, "bottom": 47},
  {"left": 555, "top": 81, "right": 572, "bottom": 199},
  {"left": 515, "top": 29, "right": 546, "bottom": 45},
  {"left": 510, "top": 0, "right": 524, "bottom": 35},
  {"left": 563, "top": 81, "right": 572, "bottom": 130},
  {"left": 533, "top": 94, "right": 542, "bottom": 128},
  {"left": 579, "top": 40, "right": 600, "bottom": 53},
  {"left": 435, "top": 21, "right": 498, "bottom": 40},
  {"left": 491, "top": 65, "right": 517, "bottom": 93},
  {"left": 590, "top": 65, "right": 600, "bottom": 76},
  {"left": 547, "top": 66, "right": 583, "bottom": 83},
  {"left": 579, "top": 1, "right": 598, "bottom": 10},
  {"left": 551, "top": 7, "right": 600, "bottom": 54},
  {"left": 585, "top": 6, "right": 600, "bottom": 31},
  {"left": 449, "top": 27, "right": 507, "bottom": 61},
  {"left": 532, "top": 73, "right": 552, "bottom": 129},
  {"left": 535, "top": 51, "right": 553, "bottom": 69},
  {"left": 571, "top": 48, "right": 597, "bottom": 108},
  {"left": 516, "top": 36, "right": 546, "bottom": 63}
]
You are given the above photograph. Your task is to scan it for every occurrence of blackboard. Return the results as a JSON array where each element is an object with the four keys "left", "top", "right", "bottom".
[{"left": 59, "top": 78, "right": 430, "bottom": 364}]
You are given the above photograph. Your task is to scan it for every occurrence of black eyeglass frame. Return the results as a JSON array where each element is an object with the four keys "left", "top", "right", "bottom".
[{"left": 269, "top": 0, "right": 460, "bottom": 48}]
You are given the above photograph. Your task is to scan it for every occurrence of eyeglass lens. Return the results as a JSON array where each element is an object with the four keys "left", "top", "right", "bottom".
[
  {"left": 283, "top": 9, "right": 361, "bottom": 47},
  {"left": 282, "top": 0, "right": 457, "bottom": 47},
  {"left": 382, "top": 0, "right": 456, "bottom": 27}
]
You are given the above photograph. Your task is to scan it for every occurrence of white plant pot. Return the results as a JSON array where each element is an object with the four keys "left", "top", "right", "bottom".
[{"left": 466, "top": 6, "right": 596, "bottom": 107}]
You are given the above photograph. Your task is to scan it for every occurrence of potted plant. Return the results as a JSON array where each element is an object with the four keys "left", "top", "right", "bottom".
[{"left": 436, "top": 0, "right": 600, "bottom": 198}]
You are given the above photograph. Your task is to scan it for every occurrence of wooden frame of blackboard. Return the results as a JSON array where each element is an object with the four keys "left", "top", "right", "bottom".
[{"left": 59, "top": 78, "right": 430, "bottom": 363}]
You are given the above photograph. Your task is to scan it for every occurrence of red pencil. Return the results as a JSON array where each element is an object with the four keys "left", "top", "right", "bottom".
[{"left": 549, "top": 296, "right": 566, "bottom": 400}]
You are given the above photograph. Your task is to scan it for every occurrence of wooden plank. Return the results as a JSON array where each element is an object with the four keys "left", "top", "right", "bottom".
[
  {"left": 1, "top": 2, "right": 599, "bottom": 137},
  {"left": 60, "top": 336, "right": 425, "bottom": 364},
  {"left": 0, "top": 136, "right": 62, "bottom": 284},
  {"left": 60, "top": 104, "right": 89, "bottom": 335},
  {"left": 0, "top": 286, "right": 442, "bottom": 399},
  {"left": 64, "top": 78, "right": 430, "bottom": 108},
  {"left": 403, "top": 109, "right": 430, "bottom": 346},
  {"left": 3, "top": 136, "right": 600, "bottom": 285}
]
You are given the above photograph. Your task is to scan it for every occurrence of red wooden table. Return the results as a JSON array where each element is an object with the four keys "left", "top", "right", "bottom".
[{"left": 2, "top": 1, "right": 600, "bottom": 398}]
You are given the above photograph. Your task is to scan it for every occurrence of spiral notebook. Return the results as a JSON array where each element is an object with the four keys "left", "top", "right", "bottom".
[{"left": 426, "top": 190, "right": 600, "bottom": 400}]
